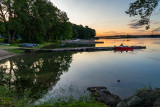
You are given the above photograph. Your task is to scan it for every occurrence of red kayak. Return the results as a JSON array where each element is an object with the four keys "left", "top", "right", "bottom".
[{"left": 115, "top": 46, "right": 133, "bottom": 51}]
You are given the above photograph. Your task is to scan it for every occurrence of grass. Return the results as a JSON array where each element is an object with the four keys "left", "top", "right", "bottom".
[
  {"left": 135, "top": 84, "right": 153, "bottom": 96},
  {"left": 0, "top": 86, "right": 31, "bottom": 107},
  {"left": 38, "top": 41, "right": 60, "bottom": 48},
  {"left": 0, "top": 44, "right": 25, "bottom": 54},
  {"left": 0, "top": 39, "right": 94, "bottom": 54},
  {"left": 35, "top": 101, "right": 107, "bottom": 107},
  {"left": 0, "top": 40, "right": 61, "bottom": 54},
  {"left": 137, "top": 84, "right": 153, "bottom": 92},
  {"left": 4, "top": 48, "right": 25, "bottom": 53},
  {"left": 0, "top": 86, "right": 107, "bottom": 107}
]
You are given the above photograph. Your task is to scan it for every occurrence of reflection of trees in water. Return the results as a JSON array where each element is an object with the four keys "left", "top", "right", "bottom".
[{"left": 0, "top": 52, "right": 73, "bottom": 100}]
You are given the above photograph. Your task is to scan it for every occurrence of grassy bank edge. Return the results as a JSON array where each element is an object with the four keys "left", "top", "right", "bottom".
[
  {"left": 0, "top": 86, "right": 107, "bottom": 107},
  {"left": 0, "top": 41, "right": 61, "bottom": 54}
]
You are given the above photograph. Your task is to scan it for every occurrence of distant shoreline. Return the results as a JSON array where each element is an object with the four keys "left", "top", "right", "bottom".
[{"left": 96, "top": 35, "right": 160, "bottom": 39}]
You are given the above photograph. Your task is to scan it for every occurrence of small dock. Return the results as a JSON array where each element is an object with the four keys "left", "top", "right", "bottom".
[
  {"left": 18, "top": 46, "right": 146, "bottom": 53},
  {"left": 26, "top": 46, "right": 146, "bottom": 52}
]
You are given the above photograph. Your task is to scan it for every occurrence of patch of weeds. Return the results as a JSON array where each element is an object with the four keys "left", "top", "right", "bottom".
[
  {"left": 35, "top": 98, "right": 107, "bottom": 107},
  {"left": 136, "top": 84, "right": 153, "bottom": 94},
  {"left": 0, "top": 86, "right": 32, "bottom": 107},
  {"left": 0, "top": 97, "right": 14, "bottom": 107}
]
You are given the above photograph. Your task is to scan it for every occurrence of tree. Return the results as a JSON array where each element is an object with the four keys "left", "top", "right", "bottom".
[
  {"left": 0, "top": 0, "right": 30, "bottom": 43},
  {"left": 126, "top": 0, "right": 160, "bottom": 30},
  {"left": 0, "top": 0, "right": 95, "bottom": 43},
  {"left": 72, "top": 24, "right": 96, "bottom": 39},
  {"left": 0, "top": 21, "right": 5, "bottom": 33}
]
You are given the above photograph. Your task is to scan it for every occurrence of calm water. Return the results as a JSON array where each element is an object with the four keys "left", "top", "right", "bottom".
[{"left": 0, "top": 38, "right": 160, "bottom": 102}]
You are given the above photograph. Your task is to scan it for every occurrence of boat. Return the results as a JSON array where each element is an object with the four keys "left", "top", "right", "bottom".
[
  {"left": 18, "top": 43, "right": 39, "bottom": 48},
  {"left": 0, "top": 43, "right": 10, "bottom": 46},
  {"left": 115, "top": 44, "right": 133, "bottom": 51}
]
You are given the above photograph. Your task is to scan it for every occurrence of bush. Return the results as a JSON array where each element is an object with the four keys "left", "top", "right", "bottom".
[
  {"left": 15, "top": 39, "right": 21, "bottom": 43},
  {"left": 0, "top": 38, "right": 4, "bottom": 42},
  {"left": 4, "top": 38, "right": 8, "bottom": 43}
]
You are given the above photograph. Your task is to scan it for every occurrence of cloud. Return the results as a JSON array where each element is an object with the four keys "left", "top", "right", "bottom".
[
  {"left": 152, "top": 27, "right": 160, "bottom": 33},
  {"left": 128, "top": 19, "right": 142, "bottom": 29},
  {"left": 151, "top": 20, "right": 160, "bottom": 25},
  {"left": 130, "top": 19, "right": 138, "bottom": 22},
  {"left": 135, "top": 30, "right": 145, "bottom": 32},
  {"left": 103, "top": 31, "right": 117, "bottom": 34},
  {"left": 102, "top": 31, "right": 127, "bottom": 35}
]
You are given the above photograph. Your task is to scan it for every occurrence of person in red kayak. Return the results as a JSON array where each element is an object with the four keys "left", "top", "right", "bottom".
[{"left": 120, "top": 43, "right": 123, "bottom": 47}]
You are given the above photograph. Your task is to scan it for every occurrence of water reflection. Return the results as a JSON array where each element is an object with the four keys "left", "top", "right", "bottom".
[
  {"left": 96, "top": 38, "right": 160, "bottom": 47},
  {"left": 0, "top": 38, "right": 160, "bottom": 102},
  {"left": 0, "top": 52, "right": 73, "bottom": 100}
]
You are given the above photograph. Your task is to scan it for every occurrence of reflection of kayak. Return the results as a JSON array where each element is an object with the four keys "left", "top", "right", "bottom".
[{"left": 115, "top": 46, "right": 133, "bottom": 51}]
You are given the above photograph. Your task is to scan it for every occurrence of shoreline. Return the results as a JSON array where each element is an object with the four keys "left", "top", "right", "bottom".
[
  {"left": 96, "top": 35, "right": 160, "bottom": 39},
  {"left": 0, "top": 49, "right": 16, "bottom": 61},
  {"left": 88, "top": 86, "right": 160, "bottom": 107},
  {"left": 63, "top": 39, "right": 104, "bottom": 44}
]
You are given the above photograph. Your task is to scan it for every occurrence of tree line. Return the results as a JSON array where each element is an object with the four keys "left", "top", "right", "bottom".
[
  {"left": 72, "top": 24, "right": 96, "bottom": 39},
  {"left": 0, "top": 0, "right": 96, "bottom": 43}
]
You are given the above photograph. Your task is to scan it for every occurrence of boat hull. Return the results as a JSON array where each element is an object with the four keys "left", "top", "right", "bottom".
[{"left": 115, "top": 47, "right": 133, "bottom": 51}]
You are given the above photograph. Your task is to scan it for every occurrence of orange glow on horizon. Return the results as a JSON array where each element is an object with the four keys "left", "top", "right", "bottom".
[
  {"left": 95, "top": 38, "right": 159, "bottom": 47},
  {"left": 95, "top": 30, "right": 157, "bottom": 37}
]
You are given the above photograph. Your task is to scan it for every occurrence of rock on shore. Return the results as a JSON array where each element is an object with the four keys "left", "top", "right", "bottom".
[
  {"left": 88, "top": 86, "right": 160, "bottom": 107},
  {"left": 117, "top": 88, "right": 160, "bottom": 107},
  {"left": 87, "top": 86, "right": 122, "bottom": 107}
]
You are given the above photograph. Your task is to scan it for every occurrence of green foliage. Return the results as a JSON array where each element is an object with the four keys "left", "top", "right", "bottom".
[
  {"left": 5, "top": 48, "right": 24, "bottom": 53},
  {"left": 0, "top": 97, "right": 14, "bottom": 107},
  {"left": 126, "top": 0, "right": 160, "bottom": 30},
  {"left": 4, "top": 38, "right": 8, "bottom": 43},
  {"left": 0, "top": 86, "right": 31, "bottom": 107},
  {"left": 0, "top": 22, "right": 5, "bottom": 33},
  {"left": 36, "top": 101, "right": 107, "bottom": 107},
  {"left": 0, "top": 0, "right": 96, "bottom": 43},
  {"left": 0, "top": 85, "right": 107, "bottom": 107},
  {"left": 136, "top": 84, "right": 153, "bottom": 94},
  {"left": 32, "top": 33, "right": 44, "bottom": 44},
  {"left": 0, "top": 39, "right": 4, "bottom": 42},
  {"left": 72, "top": 24, "right": 96, "bottom": 39},
  {"left": 0, "top": 86, "right": 13, "bottom": 97}
]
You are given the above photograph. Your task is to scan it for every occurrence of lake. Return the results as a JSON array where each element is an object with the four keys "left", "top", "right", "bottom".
[{"left": 0, "top": 38, "right": 160, "bottom": 102}]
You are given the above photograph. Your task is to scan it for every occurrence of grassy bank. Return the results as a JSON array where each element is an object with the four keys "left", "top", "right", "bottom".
[
  {"left": 0, "top": 86, "right": 107, "bottom": 107},
  {"left": 0, "top": 40, "right": 96, "bottom": 54},
  {"left": 0, "top": 41, "right": 61, "bottom": 54},
  {"left": 36, "top": 101, "right": 107, "bottom": 107}
]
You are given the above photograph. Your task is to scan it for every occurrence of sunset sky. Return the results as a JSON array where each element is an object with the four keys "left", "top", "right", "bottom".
[{"left": 51, "top": 0, "right": 160, "bottom": 36}]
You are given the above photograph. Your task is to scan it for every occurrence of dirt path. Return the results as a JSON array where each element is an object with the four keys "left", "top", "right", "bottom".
[{"left": 0, "top": 49, "right": 16, "bottom": 61}]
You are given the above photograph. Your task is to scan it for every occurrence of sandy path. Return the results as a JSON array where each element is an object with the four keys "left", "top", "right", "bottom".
[{"left": 0, "top": 49, "right": 16, "bottom": 61}]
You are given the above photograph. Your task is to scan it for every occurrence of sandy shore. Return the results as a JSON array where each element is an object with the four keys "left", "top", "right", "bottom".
[{"left": 0, "top": 49, "right": 16, "bottom": 61}]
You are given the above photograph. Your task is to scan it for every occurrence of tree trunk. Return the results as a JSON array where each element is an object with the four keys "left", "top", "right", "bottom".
[
  {"left": 43, "top": 32, "right": 49, "bottom": 42},
  {"left": 12, "top": 31, "right": 16, "bottom": 43},
  {"left": 7, "top": 30, "right": 12, "bottom": 43}
]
